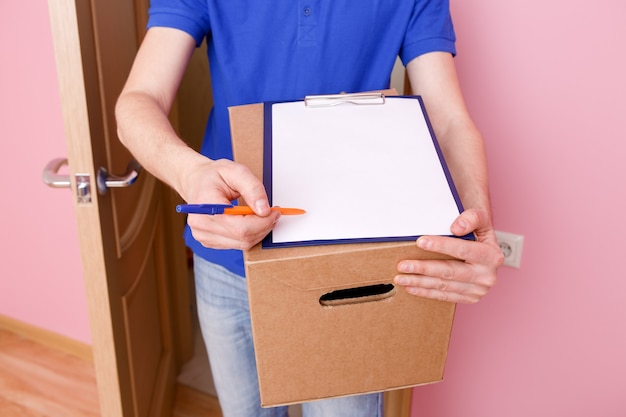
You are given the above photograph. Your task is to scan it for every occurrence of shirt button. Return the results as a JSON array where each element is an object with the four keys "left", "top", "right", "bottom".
[{"left": 303, "top": 7, "right": 312, "bottom": 16}]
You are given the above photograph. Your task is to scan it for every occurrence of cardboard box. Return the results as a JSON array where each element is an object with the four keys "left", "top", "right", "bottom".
[{"left": 229, "top": 96, "right": 456, "bottom": 407}]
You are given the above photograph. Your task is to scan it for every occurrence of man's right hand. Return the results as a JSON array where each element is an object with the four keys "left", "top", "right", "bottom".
[{"left": 181, "top": 158, "right": 280, "bottom": 250}]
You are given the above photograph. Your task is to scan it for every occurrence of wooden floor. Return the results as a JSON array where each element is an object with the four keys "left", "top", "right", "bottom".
[
  {"left": 0, "top": 328, "right": 222, "bottom": 417},
  {"left": 0, "top": 321, "right": 410, "bottom": 417}
]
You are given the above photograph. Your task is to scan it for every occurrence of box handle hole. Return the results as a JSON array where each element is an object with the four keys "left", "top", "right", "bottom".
[{"left": 319, "top": 283, "right": 395, "bottom": 307}]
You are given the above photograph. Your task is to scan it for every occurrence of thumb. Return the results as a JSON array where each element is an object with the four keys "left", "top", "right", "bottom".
[
  {"left": 224, "top": 164, "right": 271, "bottom": 216},
  {"left": 450, "top": 208, "right": 488, "bottom": 236}
]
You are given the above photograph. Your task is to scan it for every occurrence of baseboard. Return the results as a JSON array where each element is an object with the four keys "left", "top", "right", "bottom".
[{"left": 0, "top": 314, "right": 93, "bottom": 362}]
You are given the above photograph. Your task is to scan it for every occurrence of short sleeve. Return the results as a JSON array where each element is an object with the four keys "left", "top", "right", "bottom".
[
  {"left": 147, "top": 0, "right": 211, "bottom": 46},
  {"left": 400, "top": 0, "right": 457, "bottom": 65}
]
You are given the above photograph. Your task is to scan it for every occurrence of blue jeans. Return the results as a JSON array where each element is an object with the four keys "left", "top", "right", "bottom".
[{"left": 193, "top": 255, "right": 384, "bottom": 417}]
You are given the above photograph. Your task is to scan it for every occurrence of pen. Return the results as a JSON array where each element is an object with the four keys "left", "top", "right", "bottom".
[{"left": 176, "top": 204, "right": 305, "bottom": 216}]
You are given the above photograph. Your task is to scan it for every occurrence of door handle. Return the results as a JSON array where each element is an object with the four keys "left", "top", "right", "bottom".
[
  {"left": 96, "top": 159, "right": 142, "bottom": 194},
  {"left": 42, "top": 157, "right": 72, "bottom": 188},
  {"left": 42, "top": 157, "right": 142, "bottom": 202}
]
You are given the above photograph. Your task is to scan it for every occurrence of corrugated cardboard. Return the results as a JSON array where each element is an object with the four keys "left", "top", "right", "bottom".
[{"left": 228, "top": 94, "right": 456, "bottom": 407}]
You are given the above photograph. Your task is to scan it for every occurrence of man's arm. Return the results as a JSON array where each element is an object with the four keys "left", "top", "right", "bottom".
[
  {"left": 393, "top": 52, "right": 503, "bottom": 304},
  {"left": 115, "top": 27, "right": 279, "bottom": 250}
]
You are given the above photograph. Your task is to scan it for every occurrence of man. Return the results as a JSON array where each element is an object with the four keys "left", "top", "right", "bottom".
[{"left": 116, "top": 1, "right": 503, "bottom": 416}]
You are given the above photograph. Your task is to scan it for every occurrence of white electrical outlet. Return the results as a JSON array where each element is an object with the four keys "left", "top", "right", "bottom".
[{"left": 495, "top": 231, "right": 524, "bottom": 268}]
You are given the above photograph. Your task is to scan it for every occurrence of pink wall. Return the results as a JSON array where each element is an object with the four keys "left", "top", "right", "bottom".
[
  {"left": 411, "top": 0, "right": 626, "bottom": 415},
  {"left": 0, "top": 2, "right": 90, "bottom": 343}
]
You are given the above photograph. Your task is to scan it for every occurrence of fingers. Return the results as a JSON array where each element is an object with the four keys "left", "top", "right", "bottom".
[
  {"left": 179, "top": 158, "right": 280, "bottom": 250},
  {"left": 450, "top": 208, "right": 482, "bottom": 236},
  {"left": 416, "top": 234, "right": 503, "bottom": 270},
  {"left": 181, "top": 158, "right": 271, "bottom": 217},
  {"left": 395, "top": 279, "right": 488, "bottom": 304},
  {"left": 394, "top": 254, "right": 500, "bottom": 303},
  {"left": 393, "top": 208, "right": 504, "bottom": 304},
  {"left": 414, "top": 208, "right": 502, "bottom": 268},
  {"left": 187, "top": 210, "right": 280, "bottom": 250},
  {"left": 394, "top": 259, "right": 490, "bottom": 304},
  {"left": 214, "top": 161, "right": 271, "bottom": 216}
]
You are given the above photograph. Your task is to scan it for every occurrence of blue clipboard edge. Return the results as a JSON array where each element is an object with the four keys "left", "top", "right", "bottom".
[
  {"left": 261, "top": 96, "right": 475, "bottom": 249},
  {"left": 262, "top": 232, "right": 475, "bottom": 249}
]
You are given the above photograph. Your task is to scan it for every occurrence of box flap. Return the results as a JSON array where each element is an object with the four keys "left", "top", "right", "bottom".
[{"left": 245, "top": 240, "right": 451, "bottom": 291}]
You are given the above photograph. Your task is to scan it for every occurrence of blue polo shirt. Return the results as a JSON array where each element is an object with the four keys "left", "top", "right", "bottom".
[{"left": 147, "top": 0, "right": 456, "bottom": 277}]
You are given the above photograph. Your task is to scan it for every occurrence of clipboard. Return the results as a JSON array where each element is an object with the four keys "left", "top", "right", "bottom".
[{"left": 262, "top": 93, "right": 471, "bottom": 248}]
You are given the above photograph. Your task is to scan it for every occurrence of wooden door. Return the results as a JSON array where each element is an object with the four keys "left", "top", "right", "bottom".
[{"left": 47, "top": 1, "right": 192, "bottom": 416}]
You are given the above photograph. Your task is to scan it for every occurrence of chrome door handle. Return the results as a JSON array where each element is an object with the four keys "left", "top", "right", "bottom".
[
  {"left": 96, "top": 160, "right": 142, "bottom": 194},
  {"left": 43, "top": 157, "right": 142, "bottom": 202},
  {"left": 42, "top": 157, "right": 72, "bottom": 188}
]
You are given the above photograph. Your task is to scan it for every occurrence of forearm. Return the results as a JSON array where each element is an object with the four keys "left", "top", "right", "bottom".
[
  {"left": 406, "top": 52, "right": 493, "bottom": 221},
  {"left": 114, "top": 27, "right": 208, "bottom": 201},
  {"left": 437, "top": 118, "right": 492, "bottom": 220},
  {"left": 115, "top": 88, "right": 207, "bottom": 200}
]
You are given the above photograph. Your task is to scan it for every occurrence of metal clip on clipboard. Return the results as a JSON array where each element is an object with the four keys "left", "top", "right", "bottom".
[{"left": 304, "top": 92, "right": 386, "bottom": 108}]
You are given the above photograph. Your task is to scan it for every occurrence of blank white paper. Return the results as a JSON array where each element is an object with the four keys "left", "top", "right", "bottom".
[{"left": 267, "top": 96, "right": 462, "bottom": 246}]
